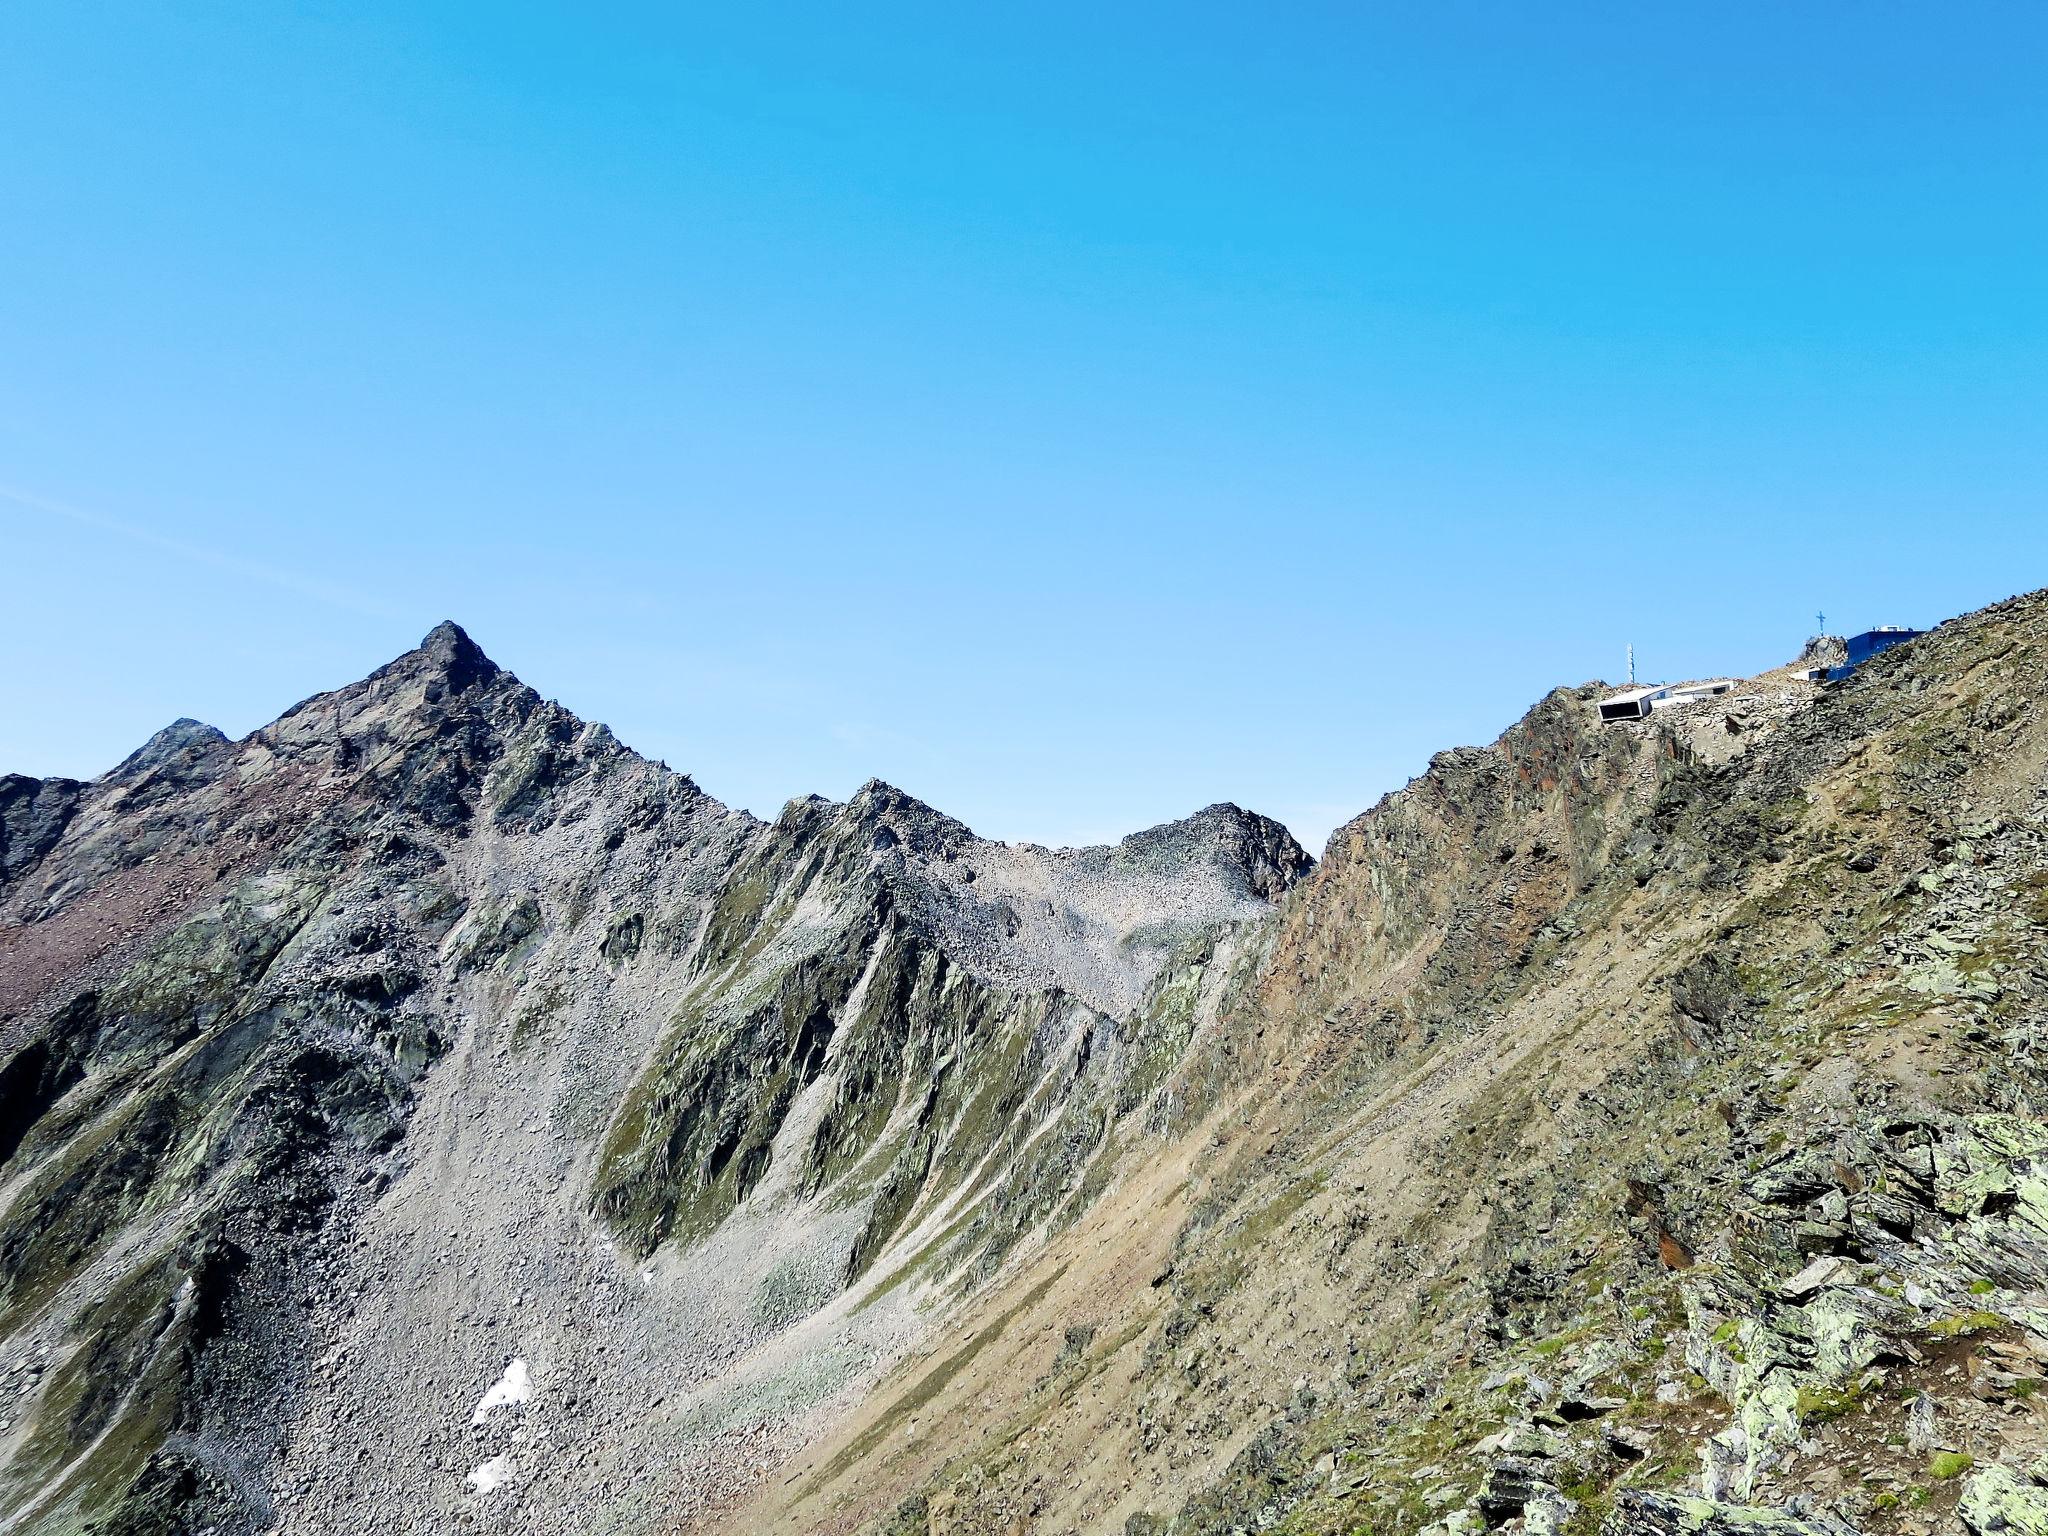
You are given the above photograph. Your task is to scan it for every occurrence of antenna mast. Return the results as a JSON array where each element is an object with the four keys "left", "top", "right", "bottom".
[{"left": 1627, "top": 643, "right": 1635, "bottom": 686}]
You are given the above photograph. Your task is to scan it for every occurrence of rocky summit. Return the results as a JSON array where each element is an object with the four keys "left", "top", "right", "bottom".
[{"left": 4, "top": 596, "right": 2048, "bottom": 1536}]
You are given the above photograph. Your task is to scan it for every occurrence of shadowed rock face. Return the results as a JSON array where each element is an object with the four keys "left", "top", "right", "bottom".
[
  {"left": 0, "top": 623, "right": 1307, "bottom": 1536},
  {"left": 0, "top": 776, "right": 82, "bottom": 885}
]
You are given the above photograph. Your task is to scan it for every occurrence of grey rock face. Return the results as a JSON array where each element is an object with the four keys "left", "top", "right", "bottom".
[
  {"left": 0, "top": 776, "right": 82, "bottom": 884},
  {"left": 104, "top": 717, "right": 231, "bottom": 785}
]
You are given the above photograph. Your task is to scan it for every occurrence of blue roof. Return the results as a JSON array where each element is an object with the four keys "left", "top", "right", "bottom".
[{"left": 1836, "top": 626, "right": 1924, "bottom": 674}]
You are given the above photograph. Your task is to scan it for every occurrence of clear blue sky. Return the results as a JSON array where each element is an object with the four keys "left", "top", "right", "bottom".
[{"left": 3, "top": 4, "right": 2043, "bottom": 853}]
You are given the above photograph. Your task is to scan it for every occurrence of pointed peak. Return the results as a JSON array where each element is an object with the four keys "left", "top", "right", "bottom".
[
  {"left": 414, "top": 620, "right": 499, "bottom": 693},
  {"left": 107, "top": 718, "right": 231, "bottom": 783},
  {"left": 1106, "top": 802, "right": 1313, "bottom": 898},
  {"left": 142, "top": 718, "right": 227, "bottom": 752},
  {"left": 845, "top": 778, "right": 976, "bottom": 857},
  {"left": 849, "top": 777, "right": 942, "bottom": 819},
  {"left": 421, "top": 618, "right": 471, "bottom": 646}
]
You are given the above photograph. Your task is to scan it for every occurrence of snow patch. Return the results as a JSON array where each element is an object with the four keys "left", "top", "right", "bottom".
[
  {"left": 466, "top": 1453, "right": 512, "bottom": 1495},
  {"left": 471, "top": 1358, "right": 532, "bottom": 1424}
]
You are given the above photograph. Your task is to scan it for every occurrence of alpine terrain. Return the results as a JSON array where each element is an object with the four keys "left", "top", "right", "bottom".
[{"left": 6, "top": 592, "right": 2048, "bottom": 1536}]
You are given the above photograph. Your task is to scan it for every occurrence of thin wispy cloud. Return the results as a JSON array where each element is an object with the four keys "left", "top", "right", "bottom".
[{"left": 0, "top": 484, "right": 393, "bottom": 618}]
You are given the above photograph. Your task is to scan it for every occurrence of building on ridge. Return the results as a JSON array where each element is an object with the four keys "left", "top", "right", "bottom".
[{"left": 1827, "top": 625, "right": 1924, "bottom": 680}]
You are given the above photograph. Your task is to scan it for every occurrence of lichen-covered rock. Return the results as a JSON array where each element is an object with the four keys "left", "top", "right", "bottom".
[
  {"left": 1606, "top": 1492, "right": 1861, "bottom": 1536},
  {"left": 1960, "top": 1463, "right": 2048, "bottom": 1536},
  {"left": 1479, "top": 1456, "right": 1559, "bottom": 1521}
]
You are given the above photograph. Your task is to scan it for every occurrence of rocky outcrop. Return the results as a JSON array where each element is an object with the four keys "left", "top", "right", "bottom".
[{"left": 0, "top": 776, "right": 83, "bottom": 885}]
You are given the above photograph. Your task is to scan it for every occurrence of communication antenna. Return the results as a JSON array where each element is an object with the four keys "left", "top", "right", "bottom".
[{"left": 1627, "top": 643, "right": 1636, "bottom": 686}]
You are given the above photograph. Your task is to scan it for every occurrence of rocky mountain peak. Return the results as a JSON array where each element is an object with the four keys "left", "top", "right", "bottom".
[
  {"left": 1126, "top": 800, "right": 1313, "bottom": 899},
  {"left": 105, "top": 716, "right": 230, "bottom": 783},
  {"left": 846, "top": 778, "right": 977, "bottom": 860},
  {"left": 413, "top": 617, "right": 501, "bottom": 693},
  {"left": 345, "top": 619, "right": 505, "bottom": 713}
]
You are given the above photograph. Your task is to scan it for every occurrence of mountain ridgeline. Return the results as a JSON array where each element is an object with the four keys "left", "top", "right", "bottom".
[
  {"left": 4, "top": 595, "right": 2048, "bottom": 1536},
  {"left": 0, "top": 622, "right": 1307, "bottom": 1534}
]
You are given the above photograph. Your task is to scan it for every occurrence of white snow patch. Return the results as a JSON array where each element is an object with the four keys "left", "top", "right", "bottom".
[
  {"left": 471, "top": 1358, "right": 532, "bottom": 1424},
  {"left": 466, "top": 1453, "right": 512, "bottom": 1495}
]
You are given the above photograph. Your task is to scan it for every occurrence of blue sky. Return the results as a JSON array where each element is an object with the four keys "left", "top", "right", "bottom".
[{"left": 2, "top": 3, "right": 2043, "bottom": 853}]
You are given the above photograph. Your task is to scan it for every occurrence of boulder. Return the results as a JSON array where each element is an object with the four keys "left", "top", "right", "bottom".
[
  {"left": 1603, "top": 1491, "right": 1858, "bottom": 1536},
  {"left": 1960, "top": 1464, "right": 2048, "bottom": 1536}
]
